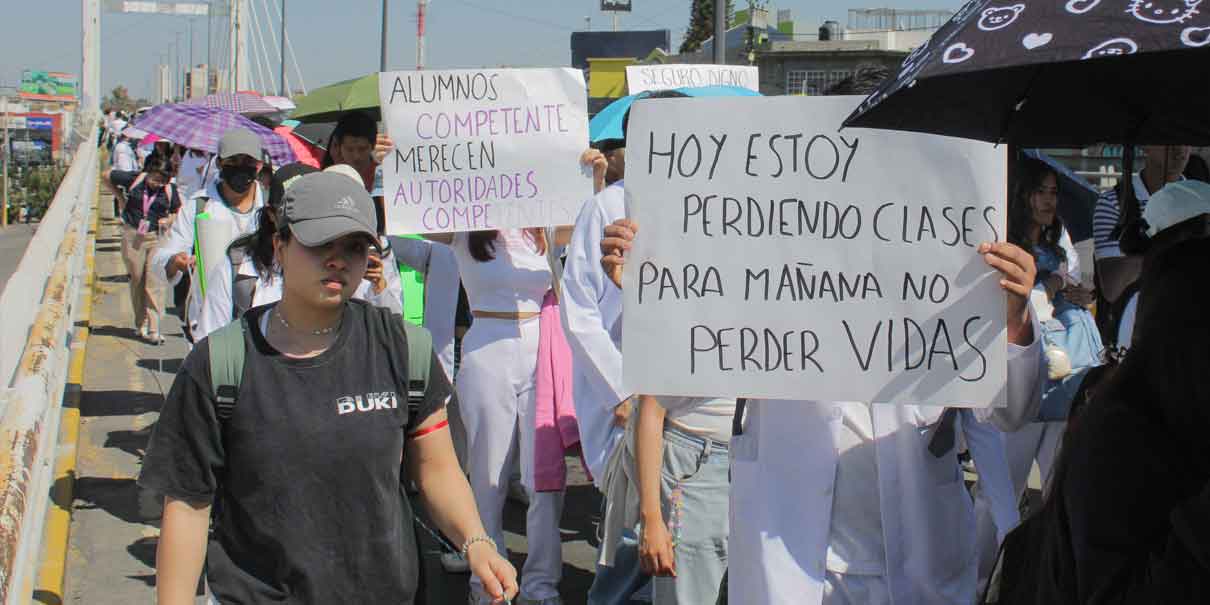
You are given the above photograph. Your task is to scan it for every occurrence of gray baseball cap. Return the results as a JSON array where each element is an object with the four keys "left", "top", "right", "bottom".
[
  {"left": 217, "top": 127, "right": 263, "bottom": 160},
  {"left": 280, "top": 172, "right": 380, "bottom": 250}
]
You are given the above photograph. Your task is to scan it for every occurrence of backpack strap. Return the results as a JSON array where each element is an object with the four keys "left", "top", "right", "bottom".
[
  {"left": 376, "top": 306, "right": 432, "bottom": 408},
  {"left": 208, "top": 316, "right": 248, "bottom": 423},
  {"left": 400, "top": 320, "right": 432, "bottom": 407}
]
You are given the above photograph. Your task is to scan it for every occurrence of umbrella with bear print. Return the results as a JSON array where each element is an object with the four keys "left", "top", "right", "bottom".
[{"left": 842, "top": 0, "right": 1210, "bottom": 147}]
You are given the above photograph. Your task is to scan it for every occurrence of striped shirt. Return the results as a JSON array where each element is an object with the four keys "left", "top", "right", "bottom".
[{"left": 1092, "top": 172, "right": 1150, "bottom": 260}]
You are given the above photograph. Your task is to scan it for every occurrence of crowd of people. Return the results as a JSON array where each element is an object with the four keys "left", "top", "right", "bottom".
[{"left": 94, "top": 62, "right": 1210, "bottom": 605}]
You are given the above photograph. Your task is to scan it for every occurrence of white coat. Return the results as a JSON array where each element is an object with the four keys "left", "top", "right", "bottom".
[
  {"left": 151, "top": 179, "right": 265, "bottom": 337},
  {"left": 559, "top": 181, "right": 628, "bottom": 489},
  {"left": 726, "top": 318, "right": 1044, "bottom": 605}
]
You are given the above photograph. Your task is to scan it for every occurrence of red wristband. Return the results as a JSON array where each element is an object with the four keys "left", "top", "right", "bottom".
[{"left": 408, "top": 419, "right": 449, "bottom": 439}]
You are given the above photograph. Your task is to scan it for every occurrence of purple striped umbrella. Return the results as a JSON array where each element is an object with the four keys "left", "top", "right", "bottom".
[
  {"left": 185, "top": 92, "right": 279, "bottom": 116},
  {"left": 132, "top": 104, "right": 296, "bottom": 166}
]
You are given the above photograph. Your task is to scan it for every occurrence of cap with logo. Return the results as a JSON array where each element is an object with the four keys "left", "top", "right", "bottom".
[
  {"left": 280, "top": 171, "right": 380, "bottom": 250},
  {"left": 217, "top": 127, "right": 263, "bottom": 161}
]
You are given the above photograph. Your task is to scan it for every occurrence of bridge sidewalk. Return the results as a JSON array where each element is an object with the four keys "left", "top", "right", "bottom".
[{"left": 59, "top": 199, "right": 605, "bottom": 603}]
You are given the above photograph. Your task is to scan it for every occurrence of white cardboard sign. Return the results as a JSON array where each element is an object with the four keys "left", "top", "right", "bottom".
[
  {"left": 622, "top": 96, "right": 1009, "bottom": 406},
  {"left": 626, "top": 64, "right": 759, "bottom": 94},
  {"left": 379, "top": 68, "right": 591, "bottom": 234}
]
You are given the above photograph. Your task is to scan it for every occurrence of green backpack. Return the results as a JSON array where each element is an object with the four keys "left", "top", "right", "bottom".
[{"left": 207, "top": 308, "right": 434, "bottom": 421}]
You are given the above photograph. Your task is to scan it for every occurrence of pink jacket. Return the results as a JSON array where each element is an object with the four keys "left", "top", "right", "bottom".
[{"left": 533, "top": 290, "right": 581, "bottom": 492}]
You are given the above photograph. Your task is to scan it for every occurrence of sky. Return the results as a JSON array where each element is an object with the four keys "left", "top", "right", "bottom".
[{"left": 0, "top": 0, "right": 965, "bottom": 101}]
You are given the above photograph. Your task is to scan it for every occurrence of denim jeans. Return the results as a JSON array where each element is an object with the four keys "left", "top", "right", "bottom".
[
  {"left": 652, "top": 427, "right": 730, "bottom": 605},
  {"left": 589, "top": 512, "right": 652, "bottom": 604}
]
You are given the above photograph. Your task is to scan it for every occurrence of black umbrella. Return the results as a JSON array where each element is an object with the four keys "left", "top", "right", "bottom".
[
  {"left": 842, "top": 0, "right": 1210, "bottom": 147},
  {"left": 291, "top": 121, "right": 336, "bottom": 150}
]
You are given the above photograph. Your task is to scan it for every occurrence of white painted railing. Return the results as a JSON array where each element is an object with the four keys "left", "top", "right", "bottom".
[{"left": 0, "top": 128, "right": 98, "bottom": 603}]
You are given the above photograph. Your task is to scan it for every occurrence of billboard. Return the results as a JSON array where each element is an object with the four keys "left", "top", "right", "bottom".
[
  {"left": 570, "top": 30, "right": 671, "bottom": 70},
  {"left": 601, "top": 0, "right": 632, "bottom": 11},
  {"left": 19, "top": 70, "right": 79, "bottom": 102}
]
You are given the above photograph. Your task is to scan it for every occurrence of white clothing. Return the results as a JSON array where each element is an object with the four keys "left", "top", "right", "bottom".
[
  {"left": 113, "top": 141, "right": 138, "bottom": 172},
  {"left": 727, "top": 316, "right": 1043, "bottom": 605},
  {"left": 825, "top": 403, "right": 884, "bottom": 576},
  {"left": 459, "top": 316, "right": 564, "bottom": 601},
  {"left": 665, "top": 397, "right": 735, "bottom": 442},
  {"left": 387, "top": 236, "right": 460, "bottom": 381},
  {"left": 452, "top": 230, "right": 551, "bottom": 313},
  {"left": 194, "top": 246, "right": 403, "bottom": 342},
  {"left": 177, "top": 152, "right": 209, "bottom": 200},
  {"left": 559, "top": 182, "right": 628, "bottom": 488},
  {"left": 150, "top": 178, "right": 265, "bottom": 336},
  {"left": 451, "top": 233, "right": 561, "bottom": 600},
  {"left": 962, "top": 410, "right": 1020, "bottom": 590}
]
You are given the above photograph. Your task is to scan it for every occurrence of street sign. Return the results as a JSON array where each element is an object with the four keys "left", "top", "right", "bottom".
[
  {"left": 601, "top": 0, "right": 632, "bottom": 12},
  {"left": 104, "top": 0, "right": 217, "bottom": 16}
]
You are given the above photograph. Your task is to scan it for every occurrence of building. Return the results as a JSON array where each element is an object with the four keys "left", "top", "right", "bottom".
[
  {"left": 186, "top": 65, "right": 210, "bottom": 99},
  {"left": 155, "top": 64, "right": 174, "bottom": 104},
  {"left": 755, "top": 8, "right": 951, "bottom": 96}
]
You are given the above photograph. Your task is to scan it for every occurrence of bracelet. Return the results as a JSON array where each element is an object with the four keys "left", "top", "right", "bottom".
[{"left": 460, "top": 534, "right": 497, "bottom": 557}]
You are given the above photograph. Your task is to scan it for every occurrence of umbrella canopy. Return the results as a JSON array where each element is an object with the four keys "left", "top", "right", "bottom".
[
  {"left": 843, "top": 0, "right": 1210, "bottom": 146},
  {"left": 133, "top": 104, "right": 297, "bottom": 166},
  {"left": 274, "top": 125, "right": 323, "bottom": 168},
  {"left": 186, "top": 92, "right": 279, "bottom": 116},
  {"left": 263, "top": 95, "right": 297, "bottom": 112},
  {"left": 291, "top": 121, "right": 337, "bottom": 149},
  {"left": 590, "top": 85, "right": 762, "bottom": 143},
  {"left": 289, "top": 74, "right": 380, "bottom": 123}
]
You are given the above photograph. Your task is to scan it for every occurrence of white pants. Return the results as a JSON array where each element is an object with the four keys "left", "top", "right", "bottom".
[{"left": 458, "top": 317, "right": 565, "bottom": 601}]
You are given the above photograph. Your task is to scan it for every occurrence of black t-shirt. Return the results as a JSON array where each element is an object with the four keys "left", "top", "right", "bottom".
[
  {"left": 122, "top": 181, "right": 182, "bottom": 230},
  {"left": 139, "top": 300, "right": 450, "bottom": 604}
]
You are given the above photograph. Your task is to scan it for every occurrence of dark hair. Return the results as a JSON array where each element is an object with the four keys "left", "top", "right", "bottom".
[
  {"left": 467, "top": 229, "right": 548, "bottom": 263},
  {"left": 1008, "top": 158, "right": 1066, "bottom": 263},
  {"left": 1184, "top": 153, "right": 1210, "bottom": 183},
  {"left": 142, "top": 155, "right": 174, "bottom": 179},
  {"left": 321, "top": 111, "right": 377, "bottom": 169},
  {"left": 825, "top": 64, "right": 892, "bottom": 96}
]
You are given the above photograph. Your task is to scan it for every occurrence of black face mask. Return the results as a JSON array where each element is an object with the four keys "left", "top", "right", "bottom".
[{"left": 222, "top": 165, "right": 257, "bottom": 194}]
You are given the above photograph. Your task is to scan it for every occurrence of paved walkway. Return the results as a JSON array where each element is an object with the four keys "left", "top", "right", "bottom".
[
  {"left": 0, "top": 221, "right": 40, "bottom": 290},
  {"left": 63, "top": 200, "right": 605, "bottom": 603}
]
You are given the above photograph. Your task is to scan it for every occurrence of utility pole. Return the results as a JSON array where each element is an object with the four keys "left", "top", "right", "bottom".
[
  {"left": 714, "top": 0, "right": 727, "bottom": 64},
  {"left": 380, "top": 0, "right": 389, "bottom": 72},
  {"left": 2, "top": 94, "right": 9, "bottom": 227},
  {"left": 175, "top": 32, "right": 183, "bottom": 100},
  {"left": 416, "top": 0, "right": 427, "bottom": 70},
  {"left": 280, "top": 0, "right": 287, "bottom": 95}
]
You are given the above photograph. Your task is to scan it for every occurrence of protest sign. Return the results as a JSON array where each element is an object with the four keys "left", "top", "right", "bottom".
[
  {"left": 622, "top": 96, "right": 1009, "bottom": 406},
  {"left": 626, "top": 64, "right": 759, "bottom": 94},
  {"left": 379, "top": 68, "right": 591, "bottom": 234}
]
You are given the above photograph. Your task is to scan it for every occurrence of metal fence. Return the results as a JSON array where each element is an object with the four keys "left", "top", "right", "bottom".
[{"left": 0, "top": 127, "right": 97, "bottom": 603}]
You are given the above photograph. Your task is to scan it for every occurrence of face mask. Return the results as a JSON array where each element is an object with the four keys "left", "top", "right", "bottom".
[{"left": 222, "top": 165, "right": 257, "bottom": 194}]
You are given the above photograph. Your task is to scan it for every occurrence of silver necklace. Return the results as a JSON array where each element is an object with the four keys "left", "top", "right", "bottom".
[{"left": 275, "top": 307, "right": 342, "bottom": 336}]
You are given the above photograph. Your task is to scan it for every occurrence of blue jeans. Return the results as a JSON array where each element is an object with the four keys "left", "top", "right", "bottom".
[
  {"left": 653, "top": 428, "right": 730, "bottom": 605},
  {"left": 589, "top": 508, "right": 652, "bottom": 604}
]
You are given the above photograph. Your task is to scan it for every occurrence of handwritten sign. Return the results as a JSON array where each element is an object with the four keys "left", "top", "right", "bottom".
[
  {"left": 379, "top": 68, "right": 591, "bottom": 234},
  {"left": 626, "top": 64, "right": 759, "bottom": 94},
  {"left": 622, "top": 96, "right": 1009, "bottom": 406}
]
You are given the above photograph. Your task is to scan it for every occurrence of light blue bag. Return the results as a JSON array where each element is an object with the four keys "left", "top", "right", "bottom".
[{"left": 1035, "top": 247, "right": 1105, "bottom": 421}]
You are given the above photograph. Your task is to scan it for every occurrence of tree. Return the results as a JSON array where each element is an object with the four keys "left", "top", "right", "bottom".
[
  {"left": 102, "top": 86, "right": 138, "bottom": 114},
  {"left": 680, "top": 0, "right": 735, "bottom": 54}
]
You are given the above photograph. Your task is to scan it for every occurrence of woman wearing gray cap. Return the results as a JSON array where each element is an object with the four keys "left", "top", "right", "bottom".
[{"left": 139, "top": 171, "right": 519, "bottom": 605}]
